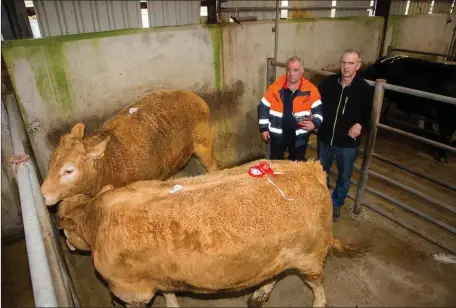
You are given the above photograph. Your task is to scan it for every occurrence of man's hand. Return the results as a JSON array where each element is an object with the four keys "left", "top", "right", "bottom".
[
  {"left": 261, "top": 131, "right": 270, "bottom": 141},
  {"left": 298, "top": 120, "right": 315, "bottom": 131},
  {"left": 348, "top": 123, "right": 362, "bottom": 139}
]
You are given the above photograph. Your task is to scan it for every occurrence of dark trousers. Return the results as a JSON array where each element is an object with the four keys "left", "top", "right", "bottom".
[
  {"left": 318, "top": 140, "right": 359, "bottom": 208},
  {"left": 270, "top": 138, "right": 307, "bottom": 161}
]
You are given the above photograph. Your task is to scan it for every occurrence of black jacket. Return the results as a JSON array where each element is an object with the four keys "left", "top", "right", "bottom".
[{"left": 317, "top": 73, "right": 373, "bottom": 148}]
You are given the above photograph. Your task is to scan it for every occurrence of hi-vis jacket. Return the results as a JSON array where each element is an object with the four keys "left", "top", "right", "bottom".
[{"left": 258, "top": 74, "right": 323, "bottom": 147}]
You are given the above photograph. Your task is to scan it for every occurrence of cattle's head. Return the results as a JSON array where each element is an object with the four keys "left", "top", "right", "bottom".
[
  {"left": 57, "top": 194, "right": 92, "bottom": 252},
  {"left": 41, "top": 123, "right": 111, "bottom": 206}
]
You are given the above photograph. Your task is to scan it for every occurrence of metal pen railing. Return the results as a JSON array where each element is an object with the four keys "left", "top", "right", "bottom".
[{"left": 3, "top": 94, "right": 80, "bottom": 307}]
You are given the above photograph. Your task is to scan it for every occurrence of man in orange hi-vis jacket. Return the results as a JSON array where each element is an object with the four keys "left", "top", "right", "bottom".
[{"left": 259, "top": 56, "right": 323, "bottom": 161}]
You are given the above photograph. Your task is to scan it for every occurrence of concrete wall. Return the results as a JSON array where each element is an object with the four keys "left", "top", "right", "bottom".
[
  {"left": 383, "top": 13, "right": 456, "bottom": 60},
  {"left": 1, "top": 100, "right": 23, "bottom": 240},
  {"left": 221, "top": 17, "right": 384, "bottom": 165},
  {"left": 2, "top": 26, "right": 222, "bottom": 177},
  {"left": 2, "top": 14, "right": 451, "bottom": 179},
  {"left": 277, "top": 17, "right": 383, "bottom": 72}
]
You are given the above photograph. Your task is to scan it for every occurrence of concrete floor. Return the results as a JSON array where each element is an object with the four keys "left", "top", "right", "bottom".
[{"left": 2, "top": 130, "right": 456, "bottom": 307}]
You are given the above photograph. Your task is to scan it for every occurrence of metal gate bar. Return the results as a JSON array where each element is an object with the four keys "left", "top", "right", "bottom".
[
  {"left": 387, "top": 45, "right": 456, "bottom": 60},
  {"left": 371, "top": 153, "right": 456, "bottom": 192}
]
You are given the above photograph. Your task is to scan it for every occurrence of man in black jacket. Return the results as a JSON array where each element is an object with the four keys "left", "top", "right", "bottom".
[{"left": 317, "top": 49, "right": 373, "bottom": 221}]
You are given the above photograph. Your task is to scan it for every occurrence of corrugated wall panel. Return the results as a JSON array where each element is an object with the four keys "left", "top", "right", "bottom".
[
  {"left": 390, "top": 0, "right": 408, "bottom": 15},
  {"left": 408, "top": 1, "right": 418, "bottom": 15},
  {"left": 34, "top": 0, "right": 141, "bottom": 37},
  {"left": 421, "top": 0, "right": 433, "bottom": 14},
  {"left": 147, "top": 1, "right": 200, "bottom": 27},
  {"left": 407, "top": 0, "right": 432, "bottom": 15},
  {"left": 220, "top": 0, "right": 276, "bottom": 22},
  {"left": 335, "top": 0, "right": 372, "bottom": 17},
  {"left": 433, "top": 0, "right": 453, "bottom": 13}
]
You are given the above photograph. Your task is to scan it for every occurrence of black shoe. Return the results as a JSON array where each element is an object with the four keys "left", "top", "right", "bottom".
[{"left": 333, "top": 206, "right": 341, "bottom": 221}]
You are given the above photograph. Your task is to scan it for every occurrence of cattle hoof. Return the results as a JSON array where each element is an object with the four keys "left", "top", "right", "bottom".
[{"left": 247, "top": 293, "right": 270, "bottom": 308}]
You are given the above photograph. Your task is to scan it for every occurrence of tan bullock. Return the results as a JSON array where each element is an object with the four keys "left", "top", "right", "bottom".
[
  {"left": 57, "top": 159, "right": 366, "bottom": 307},
  {"left": 41, "top": 89, "right": 217, "bottom": 206}
]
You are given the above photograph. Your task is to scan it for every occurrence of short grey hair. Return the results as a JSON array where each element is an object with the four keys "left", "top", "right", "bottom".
[
  {"left": 286, "top": 56, "right": 304, "bottom": 69},
  {"left": 341, "top": 48, "right": 362, "bottom": 63}
]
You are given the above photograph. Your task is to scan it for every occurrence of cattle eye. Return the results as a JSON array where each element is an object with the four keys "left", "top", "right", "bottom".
[{"left": 64, "top": 169, "right": 74, "bottom": 175}]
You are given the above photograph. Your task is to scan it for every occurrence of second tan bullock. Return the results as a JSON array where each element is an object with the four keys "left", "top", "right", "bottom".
[{"left": 57, "top": 159, "right": 366, "bottom": 307}]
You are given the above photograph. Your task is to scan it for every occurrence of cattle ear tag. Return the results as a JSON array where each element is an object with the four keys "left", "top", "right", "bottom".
[{"left": 88, "top": 136, "right": 111, "bottom": 160}]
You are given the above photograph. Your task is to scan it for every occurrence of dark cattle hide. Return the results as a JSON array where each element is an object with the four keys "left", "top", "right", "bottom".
[{"left": 363, "top": 55, "right": 456, "bottom": 162}]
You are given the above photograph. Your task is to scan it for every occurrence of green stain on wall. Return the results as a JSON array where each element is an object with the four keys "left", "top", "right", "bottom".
[
  {"left": 207, "top": 25, "right": 225, "bottom": 90},
  {"left": 1, "top": 24, "right": 210, "bottom": 118},
  {"left": 1, "top": 26, "right": 190, "bottom": 118},
  {"left": 3, "top": 40, "right": 74, "bottom": 117}
]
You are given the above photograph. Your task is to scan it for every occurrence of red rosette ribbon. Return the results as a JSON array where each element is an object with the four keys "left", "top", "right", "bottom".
[{"left": 248, "top": 162, "right": 275, "bottom": 178}]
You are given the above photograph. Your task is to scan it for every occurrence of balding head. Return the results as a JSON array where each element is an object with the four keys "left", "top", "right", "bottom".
[{"left": 286, "top": 56, "right": 304, "bottom": 85}]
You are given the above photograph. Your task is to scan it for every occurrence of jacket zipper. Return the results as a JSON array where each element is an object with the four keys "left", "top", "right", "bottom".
[
  {"left": 330, "top": 89, "right": 344, "bottom": 146},
  {"left": 342, "top": 97, "right": 348, "bottom": 114}
]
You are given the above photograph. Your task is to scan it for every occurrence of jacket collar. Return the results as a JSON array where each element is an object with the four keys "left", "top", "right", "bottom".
[
  {"left": 274, "top": 74, "right": 305, "bottom": 92},
  {"left": 337, "top": 72, "right": 362, "bottom": 87},
  {"left": 283, "top": 76, "right": 303, "bottom": 91}
]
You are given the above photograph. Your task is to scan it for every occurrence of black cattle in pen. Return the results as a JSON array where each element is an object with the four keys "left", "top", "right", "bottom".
[{"left": 363, "top": 55, "right": 456, "bottom": 162}]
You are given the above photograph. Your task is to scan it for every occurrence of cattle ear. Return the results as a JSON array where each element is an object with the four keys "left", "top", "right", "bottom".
[
  {"left": 70, "top": 123, "right": 85, "bottom": 139},
  {"left": 59, "top": 217, "right": 76, "bottom": 231},
  {"left": 87, "top": 136, "right": 111, "bottom": 160},
  {"left": 95, "top": 185, "right": 114, "bottom": 197}
]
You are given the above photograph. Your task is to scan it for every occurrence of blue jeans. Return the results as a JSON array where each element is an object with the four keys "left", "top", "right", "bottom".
[{"left": 318, "top": 141, "right": 359, "bottom": 208}]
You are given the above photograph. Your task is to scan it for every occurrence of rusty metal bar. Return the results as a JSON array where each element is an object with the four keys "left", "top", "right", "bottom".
[
  {"left": 371, "top": 153, "right": 456, "bottom": 192},
  {"left": 383, "top": 83, "right": 456, "bottom": 106},
  {"left": 353, "top": 79, "right": 386, "bottom": 215},
  {"left": 389, "top": 46, "right": 456, "bottom": 59},
  {"left": 377, "top": 124, "right": 456, "bottom": 154},
  {"left": 221, "top": 6, "right": 374, "bottom": 13},
  {"left": 352, "top": 164, "right": 456, "bottom": 215}
]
